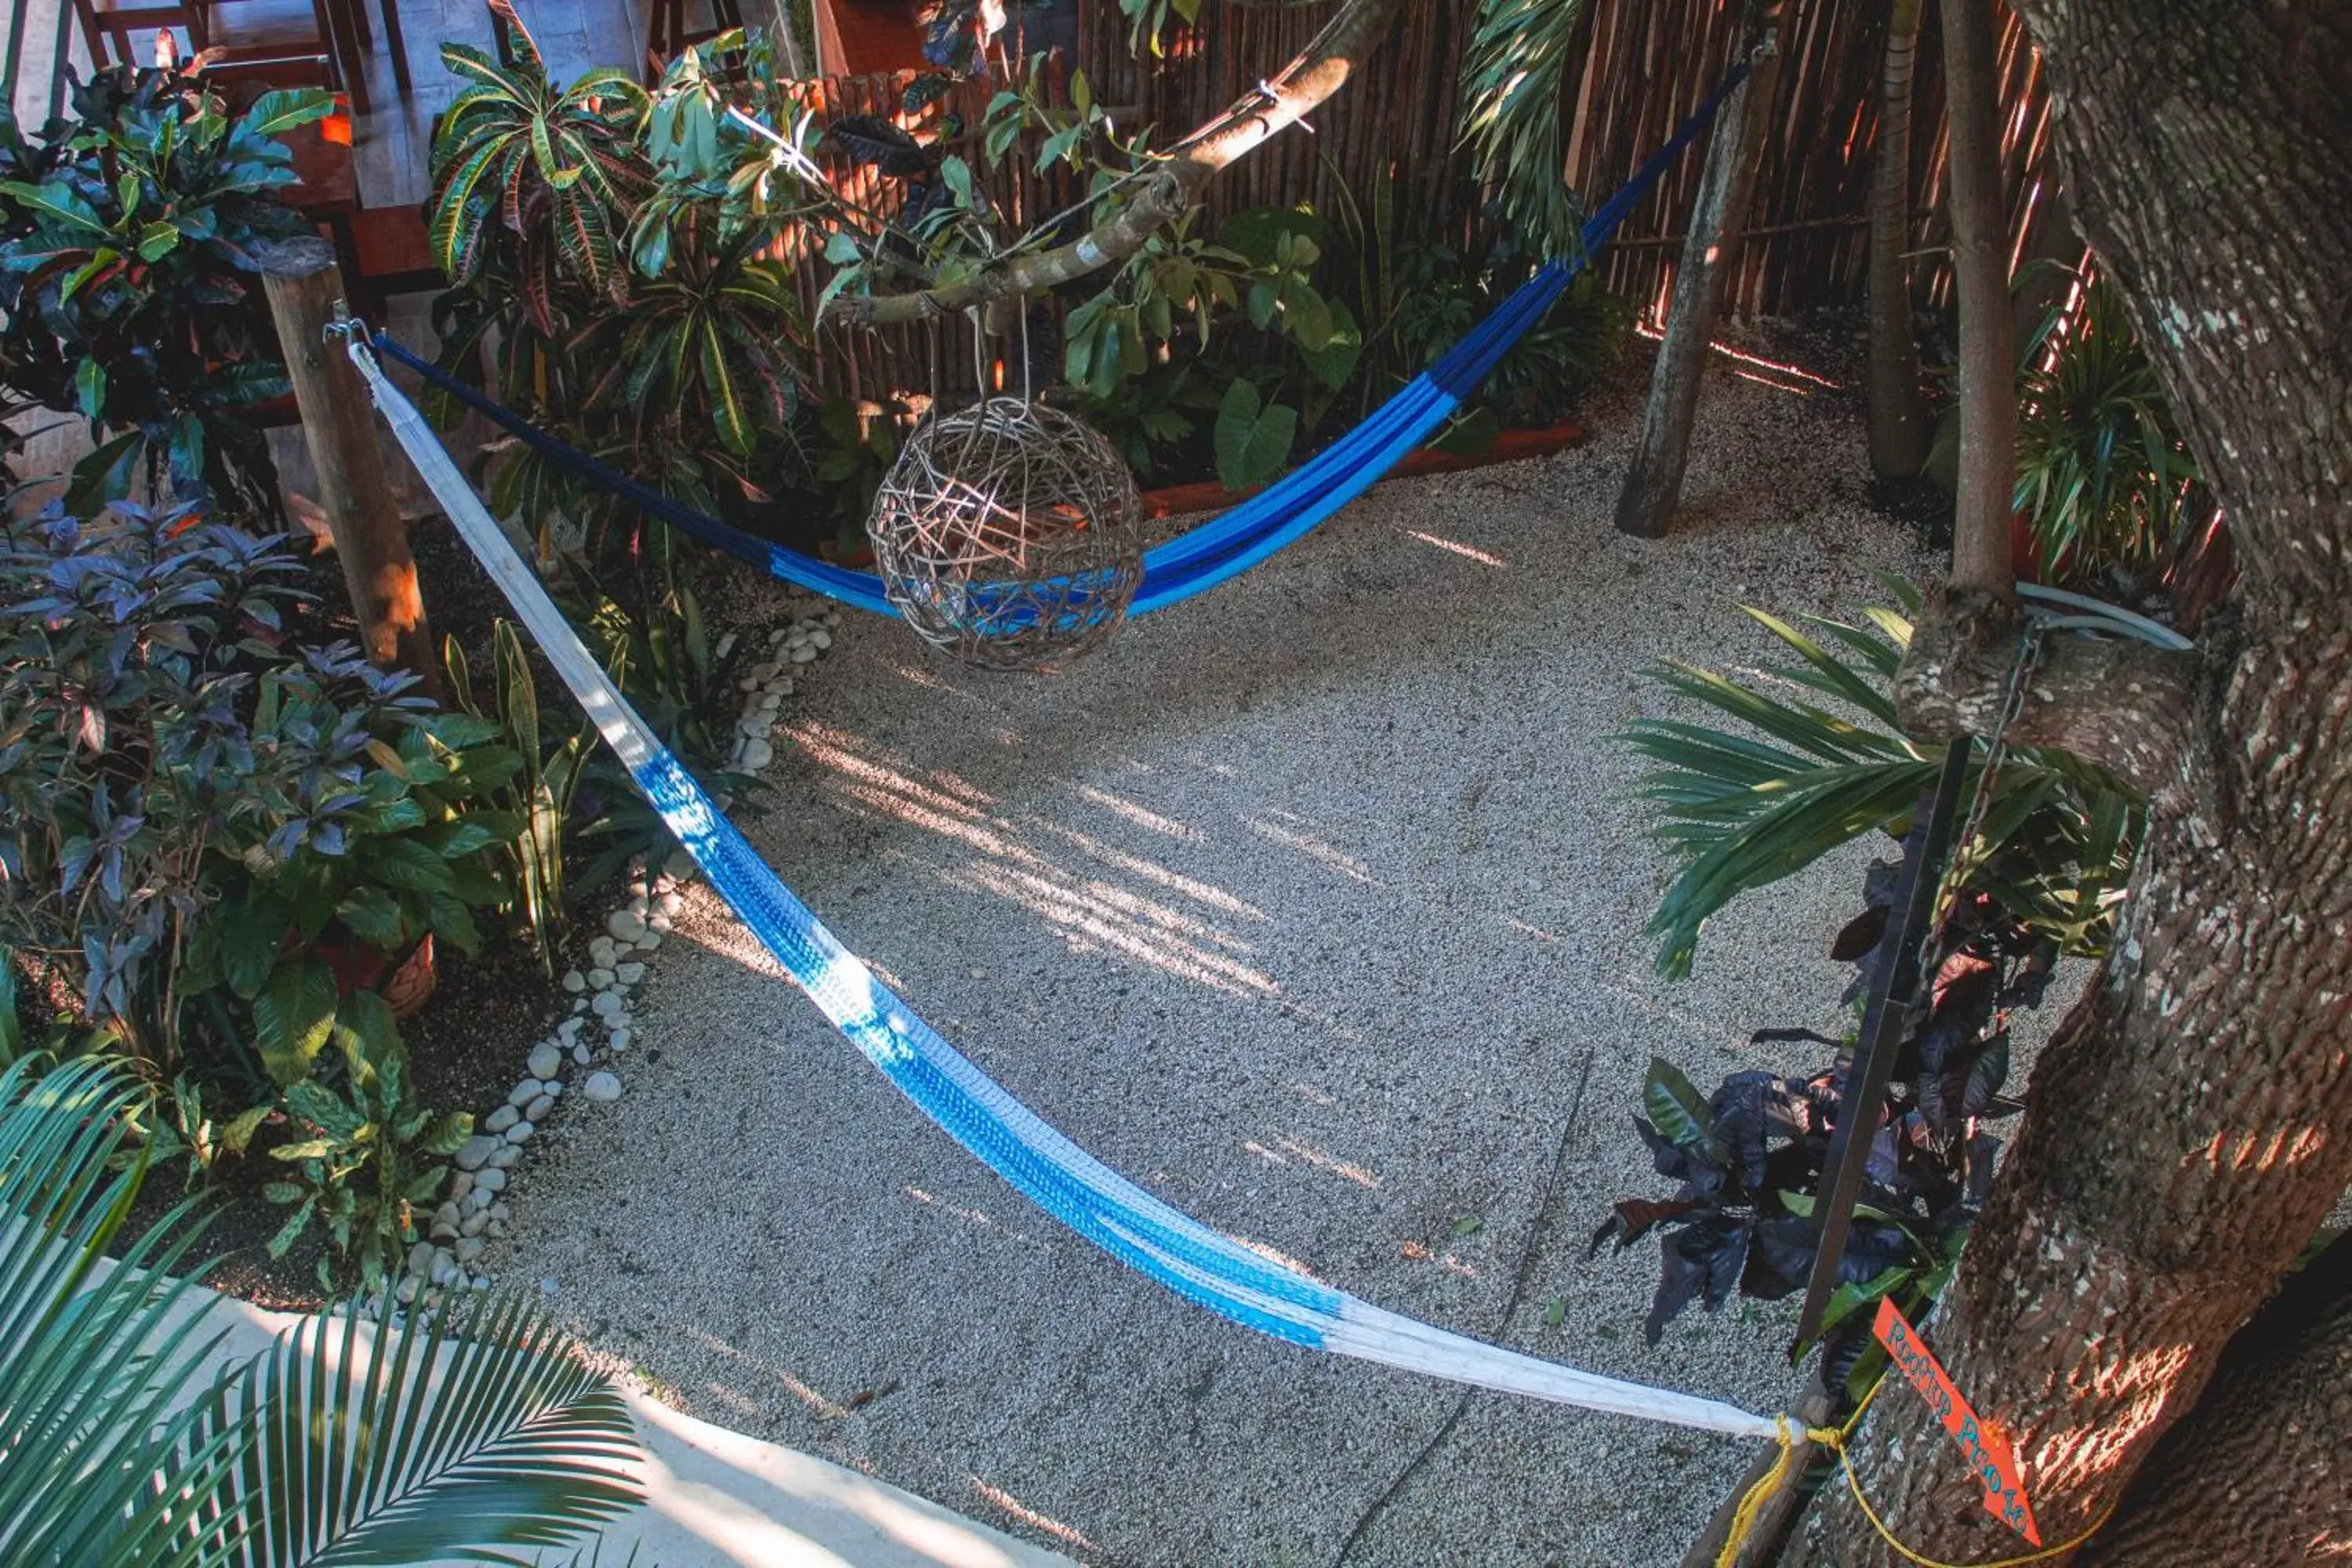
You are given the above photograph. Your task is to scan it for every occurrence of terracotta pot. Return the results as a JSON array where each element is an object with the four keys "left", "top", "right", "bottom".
[{"left": 314, "top": 932, "right": 438, "bottom": 1019}]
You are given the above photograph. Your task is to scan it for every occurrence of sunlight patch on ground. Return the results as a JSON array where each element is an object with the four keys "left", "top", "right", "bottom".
[
  {"left": 1072, "top": 784, "right": 1196, "bottom": 840},
  {"left": 1403, "top": 529, "right": 1510, "bottom": 568},
  {"left": 1244, "top": 815, "right": 1378, "bottom": 885},
  {"left": 967, "top": 1479, "right": 1098, "bottom": 1554}
]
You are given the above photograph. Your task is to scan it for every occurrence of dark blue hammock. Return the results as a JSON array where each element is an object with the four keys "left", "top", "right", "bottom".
[{"left": 375, "top": 62, "right": 1748, "bottom": 617}]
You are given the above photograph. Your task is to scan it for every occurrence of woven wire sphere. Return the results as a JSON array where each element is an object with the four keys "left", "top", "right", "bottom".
[{"left": 867, "top": 397, "right": 1145, "bottom": 672}]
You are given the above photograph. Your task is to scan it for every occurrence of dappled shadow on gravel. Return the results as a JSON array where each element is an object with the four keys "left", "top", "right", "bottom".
[{"left": 494, "top": 331, "right": 1960, "bottom": 1567}]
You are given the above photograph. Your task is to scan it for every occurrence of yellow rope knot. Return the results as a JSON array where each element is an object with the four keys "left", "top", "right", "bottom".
[{"left": 1711, "top": 1400, "right": 2113, "bottom": 1568}]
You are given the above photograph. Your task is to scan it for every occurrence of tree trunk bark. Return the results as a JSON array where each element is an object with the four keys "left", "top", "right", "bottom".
[
  {"left": 1864, "top": 0, "right": 1929, "bottom": 480},
  {"left": 1810, "top": 2, "right": 2352, "bottom": 1563},
  {"left": 2072, "top": 1234, "right": 2352, "bottom": 1566},
  {"left": 1940, "top": 0, "right": 2015, "bottom": 594},
  {"left": 1612, "top": 0, "right": 1792, "bottom": 538}
]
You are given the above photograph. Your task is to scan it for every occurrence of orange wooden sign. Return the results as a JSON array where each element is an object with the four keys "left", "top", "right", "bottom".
[{"left": 1873, "top": 1297, "right": 2042, "bottom": 1546}]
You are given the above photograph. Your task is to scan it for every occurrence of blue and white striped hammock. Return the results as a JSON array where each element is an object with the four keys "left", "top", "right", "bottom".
[
  {"left": 347, "top": 324, "right": 1787, "bottom": 1439},
  {"left": 339, "top": 60, "right": 1818, "bottom": 1441}
]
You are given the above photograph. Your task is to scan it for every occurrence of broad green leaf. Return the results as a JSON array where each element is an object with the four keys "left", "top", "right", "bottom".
[
  {"left": 939, "top": 154, "right": 975, "bottom": 207},
  {"left": 241, "top": 88, "right": 336, "bottom": 137},
  {"left": 1642, "top": 1056, "right": 1722, "bottom": 1157},
  {"left": 0, "top": 180, "right": 107, "bottom": 233},
  {"left": 216, "top": 898, "right": 292, "bottom": 999},
  {"left": 1212, "top": 379, "right": 1296, "bottom": 491},
  {"left": 1298, "top": 299, "right": 1363, "bottom": 389},
  {"left": 254, "top": 958, "right": 340, "bottom": 1084},
  {"left": 74, "top": 357, "right": 106, "bottom": 419}
]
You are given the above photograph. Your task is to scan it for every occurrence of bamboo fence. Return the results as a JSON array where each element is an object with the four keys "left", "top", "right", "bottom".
[{"left": 785, "top": 0, "right": 2067, "bottom": 399}]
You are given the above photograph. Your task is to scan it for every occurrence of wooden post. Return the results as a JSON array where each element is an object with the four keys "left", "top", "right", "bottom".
[
  {"left": 1679, "top": 1374, "right": 1835, "bottom": 1568},
  {"left": 1613, "top": 0, "right": 1792, "bottom": 539},
  {"left": 1864, "top": 0, "right": 1930, "bottom": 481},
  {"left": 257, "top": 237, "right": 442, "bottom": 699},
  {"left": 1941, "top": 0, "right": 2017, "bottom": 596}
]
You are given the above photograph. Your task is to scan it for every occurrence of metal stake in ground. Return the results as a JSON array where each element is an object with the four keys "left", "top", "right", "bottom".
[{"left": 1793, "top": 741, "right": 1970, "bottom": 1348}]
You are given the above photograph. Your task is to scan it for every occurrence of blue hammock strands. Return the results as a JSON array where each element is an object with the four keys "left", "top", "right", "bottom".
[
  {"left": 345, "top": 321, "right": 1788, "bottom": 1439},
  {"left": 372, "top": 60, "right": 1748, "bottom": 623},
  {"left": 334, "top": 60, "right": 1839, "bottom": 1441}
]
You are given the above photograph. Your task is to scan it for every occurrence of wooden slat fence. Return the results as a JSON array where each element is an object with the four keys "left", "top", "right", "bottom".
[{"left": 782, "top": 0, "right": 2067, "bottom": 400}]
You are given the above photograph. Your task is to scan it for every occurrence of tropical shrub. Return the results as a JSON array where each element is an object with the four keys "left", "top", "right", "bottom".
[
  {"left": 1618, "top": 584, "right": 2140, "bottom": 979},
  {"left": 0, "top": 65, "right": 334, "bottom": 520},
  {"left": 0, "top": 503, "right": 522, "bottom": 1281},
  {"left": 2013, "top": 271, "right": 2202, "bottom": 588},
  {"left": 426, "top": 13, "right": 808, "bottom": 763},
  {"left": 0, "top": 503, "right": 521, "bottom": 1071},
  {"left": 1382, "top": 234, "right": 1628, "bottom": 436},
  {"left": 1595, "top": 843, "right": 2061, "bottom": 1389},
  {"left": 1606, "top": 587, "right": 2136, "bottom": 1379},
  {"left": 0, "top": 1056, "right": 644, "bottom": 1566}
]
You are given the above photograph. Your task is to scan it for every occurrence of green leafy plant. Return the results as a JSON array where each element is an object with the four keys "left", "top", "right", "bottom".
[
  {"left": 1461, "top": 0, "right": 1592, "bottom": 261},
  {"left": 1596, "top": 816, "right": 2065, "bottom": 1394},
  {"left": 426, "top": 18, "right": 811, "bottom": 772},
  {"left": 0, "top": 66, "right": 333, "bottom": 518},
  {"left": 428, "top": 0, "right": 649, "bottom": 328},
  {"left": 0, "top": 1056, "right": 644, "bottom": 1565},
  {"left": 1062, "top": 204, "right": 1360, "bottom": 489},
  {"left": 1618, "top": 584, "right": 2141, "bottom": 978},
  {"left": 808, "top": 391, "right": 902, "bottom": 548},
  {"left": 0, "top": 503, "right": 517, "bottom": 1267},
  {"left": 448, "top": 619, "right": 593, "bottom": 975},
  {"left": 261, "top": 989, "right": 470, "bottom": 1287},
  {"left": 1384, "top": 236, "right": 1627, "bottom": 432},
  {"left": 0, "top": 503, "right": 521, "bottom": 1078},
  {"left": 1116, "top": 0, "right": 1202, "bottom": 57},
  {"left": 2013, "top": 271, "right": 2201, "bottom": 586}
]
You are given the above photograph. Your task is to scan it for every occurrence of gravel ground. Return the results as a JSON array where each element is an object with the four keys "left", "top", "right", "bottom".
[{"left": 494, "top": 343, "right": 1982, "bottom": 1566}]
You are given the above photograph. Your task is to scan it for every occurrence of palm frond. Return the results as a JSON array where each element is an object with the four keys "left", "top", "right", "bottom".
[
  {"left": 1459, "top": 0, "right": 1590, "bottom": 260},
  {"left": 1621, "top": 599, "right": 2144, "bottom": 978},
  {"left": 0, "top": 1058, "right": 251, "bottom": 1568},
  {"left": 210, "top": 1290, "right": 644, "bottom": 1566},
  {"left": 0, "top": 1058, "right": 644, "bottom": 1568}
]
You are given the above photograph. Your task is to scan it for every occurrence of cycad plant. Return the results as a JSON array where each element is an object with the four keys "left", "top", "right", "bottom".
[
  {"left": 1620, "top": 584, "right": 2142, "bottom": 978},
  {"left": 0, "top": 1057, "right": 644, "bottom": 1566}
]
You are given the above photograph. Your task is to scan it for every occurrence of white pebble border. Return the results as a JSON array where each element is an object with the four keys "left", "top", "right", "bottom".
[{"left": 387, "top": 594, "right": 844, "bottom": 1312}]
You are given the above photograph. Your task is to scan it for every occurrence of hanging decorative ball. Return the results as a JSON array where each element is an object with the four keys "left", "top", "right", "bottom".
[{"left": 866, "top": 397, "right": 1145, "bottom": 672}]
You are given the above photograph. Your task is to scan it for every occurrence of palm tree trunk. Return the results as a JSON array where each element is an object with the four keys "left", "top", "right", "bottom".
[
  {"left": 1940, "top": 0, "right": 2015, "bottom": 593},
  {"left": 1806, "top": 1, "right": 2352, "bottom": 1562},
  {"left": 1613, "top": 0, "right": 1795, "bottom": 537},
  {"left": 1864, "top": 0, "right": 1929, "bottom": 480}
]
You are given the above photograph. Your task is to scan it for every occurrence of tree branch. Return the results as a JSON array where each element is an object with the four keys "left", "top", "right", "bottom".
[
  {"left": 1894, "top": 587, "right": 2207, "bottom": 804},
  {"left": 819, "top": 0, "right": 1406, "bottom": 329}
]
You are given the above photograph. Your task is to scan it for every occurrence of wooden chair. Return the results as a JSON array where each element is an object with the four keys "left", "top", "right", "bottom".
[
  {"left": 197, "top": 46, "right": 337, "bottom": 97},
  {"left": 328, "top": 0, "right": 410, "bottom": 96},
  {"left": 644, "top": 0, "right": 744, "bottom": 82},
  {"left": 202, "top": 0, "right": 383, "bottom": 113},
  {"left": 73, "top": 0, "right": 211, "bottom": 67}
]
